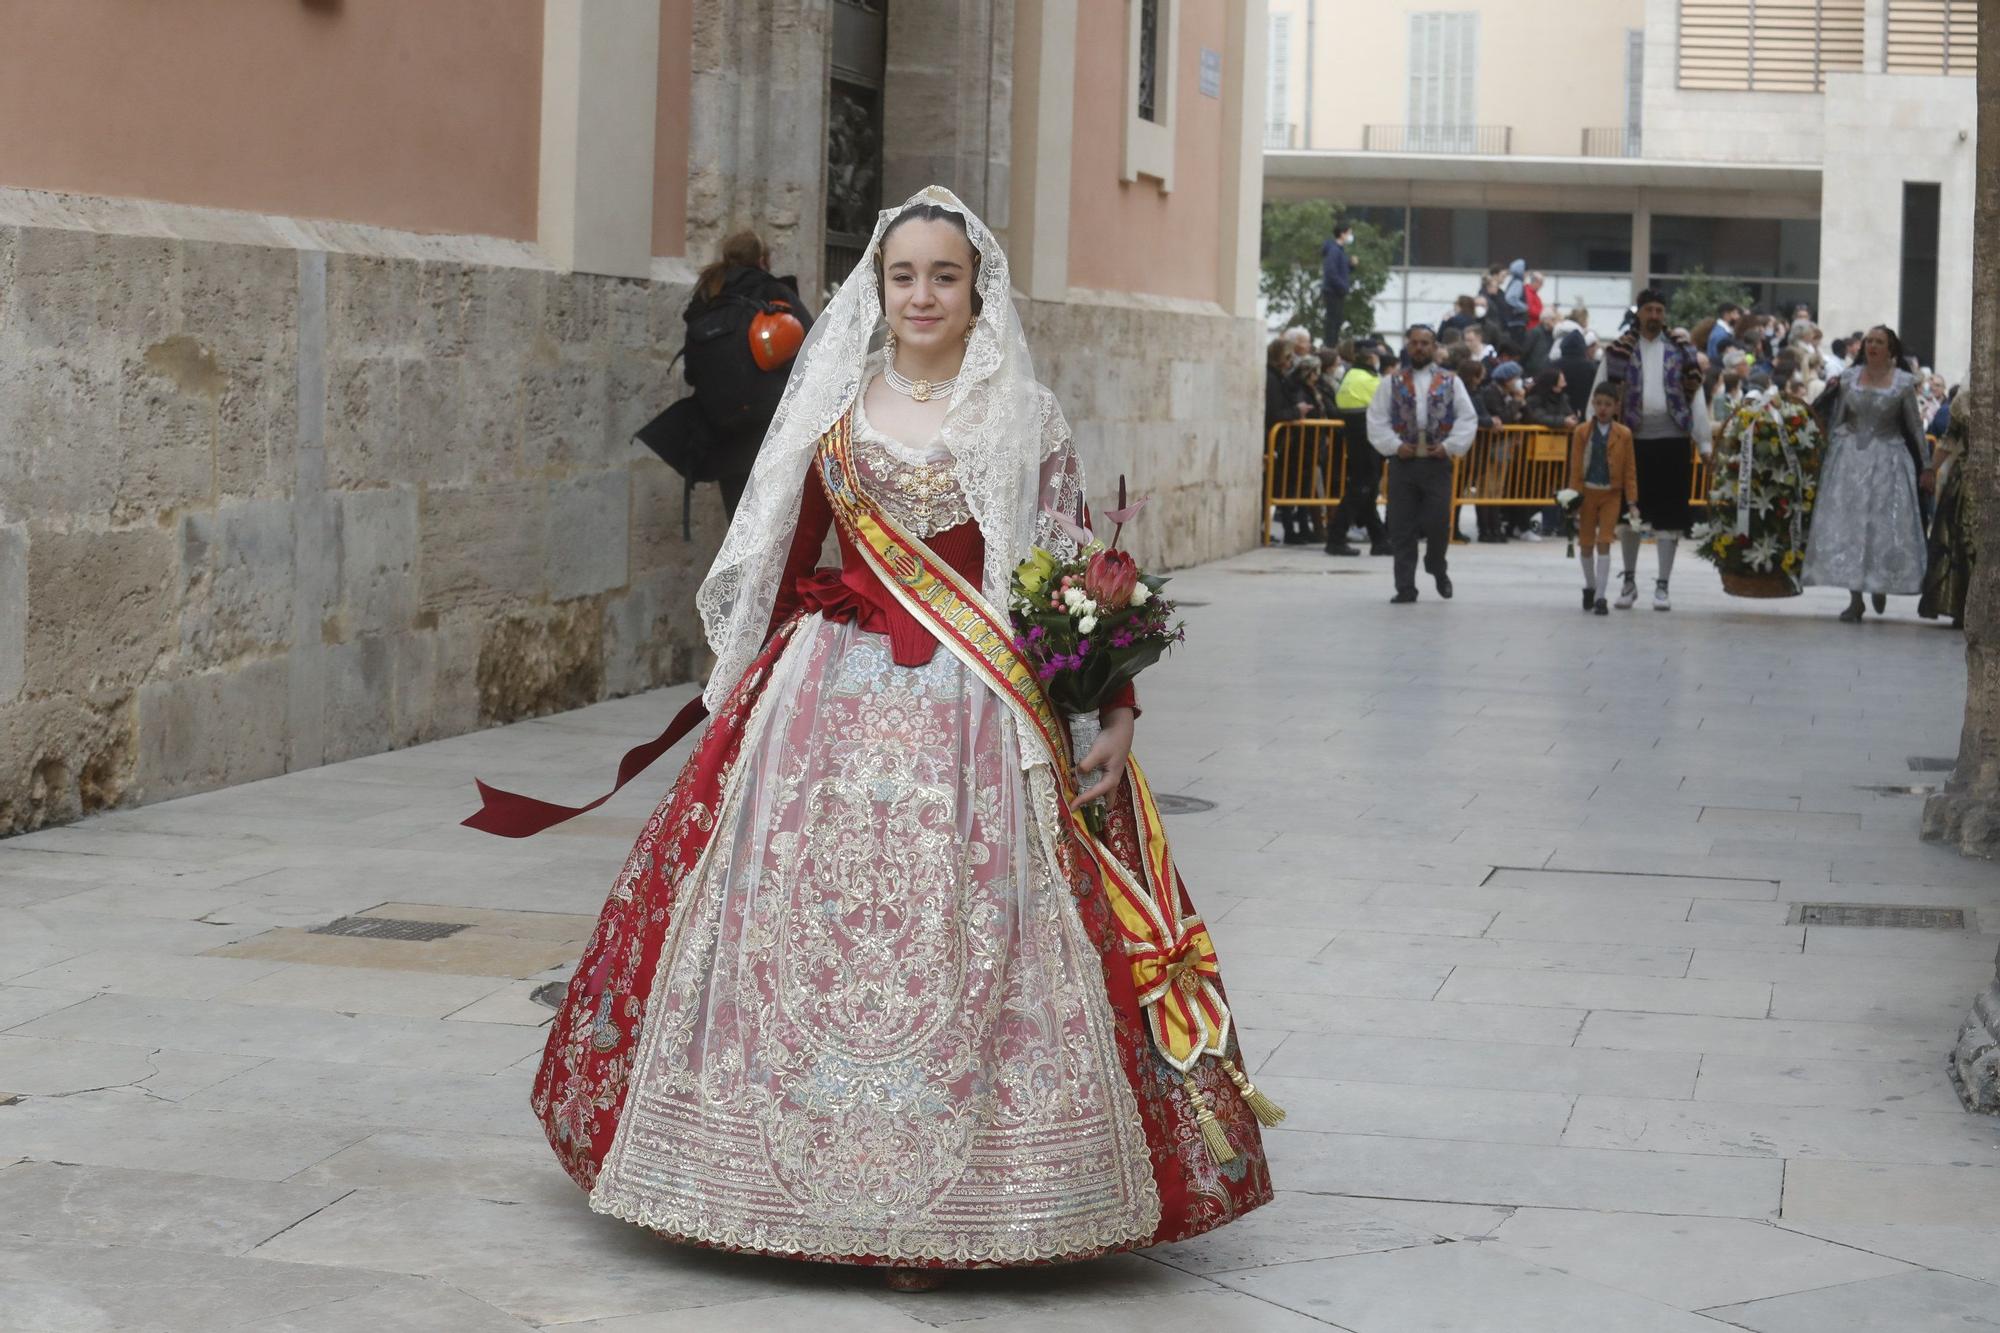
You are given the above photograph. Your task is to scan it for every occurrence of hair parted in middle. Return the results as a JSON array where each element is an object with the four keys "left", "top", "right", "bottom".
[{"left": 874, "top": 203, "right": 984, "bottom": 317}]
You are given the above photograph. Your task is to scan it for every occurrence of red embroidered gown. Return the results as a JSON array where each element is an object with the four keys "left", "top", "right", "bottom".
[{"left": 531, "top": 400, "right": 1271, "bottom": 1267}]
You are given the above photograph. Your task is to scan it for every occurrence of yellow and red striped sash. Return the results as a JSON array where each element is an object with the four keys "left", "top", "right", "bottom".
[{"left": 815, "top": 414, "right": 1231, "bottom": 1073}]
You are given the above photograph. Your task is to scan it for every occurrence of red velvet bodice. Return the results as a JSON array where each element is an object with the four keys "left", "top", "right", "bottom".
[{"left": 763, "top": 469, "right": 1136, "bottom": 713}]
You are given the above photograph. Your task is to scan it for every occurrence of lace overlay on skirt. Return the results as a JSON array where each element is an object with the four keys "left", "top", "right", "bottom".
[{"left": 588, "top": 616, "right": 1161, "bottom": 1263}]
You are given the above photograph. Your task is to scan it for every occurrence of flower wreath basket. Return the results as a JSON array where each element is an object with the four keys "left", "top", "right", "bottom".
[{"left": 1694, "top": 394, "right": 1825, "bottom": 599}]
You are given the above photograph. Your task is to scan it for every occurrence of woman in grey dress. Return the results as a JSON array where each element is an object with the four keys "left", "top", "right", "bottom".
[{"left": 1800, "top": 326, "right": 1936, "bottom": 621}]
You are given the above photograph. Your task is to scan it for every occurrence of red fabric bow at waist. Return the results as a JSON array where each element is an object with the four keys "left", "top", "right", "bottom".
[{"left": 793, "top": 567, "right": 875, "bottom": 627}]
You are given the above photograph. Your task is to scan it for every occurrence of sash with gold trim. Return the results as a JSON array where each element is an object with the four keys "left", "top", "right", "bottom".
[{"left": 815, "top": 413, "right": 1282, "bottom": 1159}]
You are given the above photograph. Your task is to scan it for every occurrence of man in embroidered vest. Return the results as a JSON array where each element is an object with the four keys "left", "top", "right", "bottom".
[
  {"left": 1366, "top": 324, "right": 1479, "bottom": 603},
  {"left": 1591, "top": 288, "right": 1712, "bottom": 611}
]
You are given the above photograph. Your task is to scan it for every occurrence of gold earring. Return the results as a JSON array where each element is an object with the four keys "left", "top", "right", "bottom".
[{"left": 964, "top": 318, "right": 976, "bottom": 345}]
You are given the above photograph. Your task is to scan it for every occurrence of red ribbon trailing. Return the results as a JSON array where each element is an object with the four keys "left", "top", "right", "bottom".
[{"left": 460, "top": 695, "right": 710, "bottom": 838}]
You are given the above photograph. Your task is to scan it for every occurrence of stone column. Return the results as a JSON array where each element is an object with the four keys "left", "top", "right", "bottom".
[
  {"left": 686, "top": 0, "right": 832, "bottom": 297},
  {"left": 1934, "top": 15, "right": 2000, "bottom": 1112},
  {"left": 882, "top": 0, "right": 1013, "bottom": 226},
  {"left": 1629, "top": 195, "right": 1652, "bottom": 301}
]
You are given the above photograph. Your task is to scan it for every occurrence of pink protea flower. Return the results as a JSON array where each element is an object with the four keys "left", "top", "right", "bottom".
[{"left": 1083, "top": 549, "right": 1139, "bottom": 611}]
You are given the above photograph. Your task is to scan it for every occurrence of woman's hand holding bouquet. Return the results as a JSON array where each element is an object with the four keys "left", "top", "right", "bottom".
[{"left": 1009, "top": 486, "right": 1184, "bottom": 831}]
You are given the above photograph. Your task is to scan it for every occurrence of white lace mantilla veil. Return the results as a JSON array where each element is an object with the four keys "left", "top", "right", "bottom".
[{"left": 695, "top": 186, "right": 1082, "bottom": 752}]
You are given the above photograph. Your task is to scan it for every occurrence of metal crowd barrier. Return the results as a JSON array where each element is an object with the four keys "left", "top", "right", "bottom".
[{"left": 1263, "top": 420, "right": 1711, "bottom": 546}]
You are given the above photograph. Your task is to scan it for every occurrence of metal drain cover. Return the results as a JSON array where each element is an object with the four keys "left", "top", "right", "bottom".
[
  {"left": 1908, "top": 756, "right": 1956, "bottom": 772},
  {"left": 531, "top": 981, "right": 567, "bottom": 1010},
  {"left": 1788, "top": 903, "right": 1967, "bottom": 930},
  {"left": 307, "top": 916, "right": 473, "bottom": 942},
  {"left": 1154, "top": 793, "right": 1218, "bottom": 815},
  {"left": 1856, "top": 783, "right": 1940, "bottom": 797}
]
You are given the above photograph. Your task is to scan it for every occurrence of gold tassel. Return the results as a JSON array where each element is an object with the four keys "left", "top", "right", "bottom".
[
  {"left": 1182, "top": 1073, "right": 1237, "bottom": 1164},
  {"left": 1222, "top": 1058, "right": 1288, "bottom": 1127}
]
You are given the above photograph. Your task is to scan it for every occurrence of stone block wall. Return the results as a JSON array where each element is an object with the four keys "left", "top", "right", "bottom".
[
  {"left": 0, "top": 220, "right": 722, "bottom": 834},
  {"left": 1020, "top": 292, "right": 1265, "bottom": 571}
]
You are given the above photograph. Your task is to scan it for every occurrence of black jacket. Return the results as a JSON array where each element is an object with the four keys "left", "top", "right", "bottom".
[{"left": 1265, "top": 365, "right": 1298, "bottom": 432}]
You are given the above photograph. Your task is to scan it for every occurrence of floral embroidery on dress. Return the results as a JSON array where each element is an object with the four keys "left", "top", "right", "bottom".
[{"left": 850, "top": 397, "right": 975, "bottom": 538}]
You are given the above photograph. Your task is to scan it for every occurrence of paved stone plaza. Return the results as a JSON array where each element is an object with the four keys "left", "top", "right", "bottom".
[{"left": 2, "top": 539, "right": 1996, "bottom": 1332}]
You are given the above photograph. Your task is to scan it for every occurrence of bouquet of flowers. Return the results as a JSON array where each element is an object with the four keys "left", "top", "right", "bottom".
[
  {"left": 1009, "top": 483, "right": 1184, "bottom": 828},
  {"left": 1692, "top": 393, "right": 1824, "bottom": 596}
]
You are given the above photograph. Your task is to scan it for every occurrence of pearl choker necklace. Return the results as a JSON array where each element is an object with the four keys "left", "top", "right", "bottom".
[{"left": 884, "top": 359, "right": 959, "bottom": 403}]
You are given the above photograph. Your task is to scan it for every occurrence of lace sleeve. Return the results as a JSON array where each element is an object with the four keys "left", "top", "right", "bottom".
[{"left": 1033, "top": 385, "right": 1087, "bottom": 561}]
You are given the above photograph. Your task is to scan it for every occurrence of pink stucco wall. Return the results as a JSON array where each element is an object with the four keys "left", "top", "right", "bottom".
[
  {"left": 0, "top": 0, "right": 544, "bottom": 240},
  {"left": 652, "top": 0, "right": 692, "bottom": 257},
  {"left": 1066, "top": 1, "right": 1228, "bottom": 304}
]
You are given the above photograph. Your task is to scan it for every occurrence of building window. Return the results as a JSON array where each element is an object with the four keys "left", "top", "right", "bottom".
[
  {"left": 1901, "top": 181, "right": 1941, "bottom": 369},
  {"left": 1138, "top": 0, "right": 1161, "bottom": 122},
  {"left": 1886, "top": 0, "right": 1978, "bottom": 76},
  {"left": 1406, "top": 12, "right": 1478, "bottom": 152},
  {"left": 1624, "top": 30, "right": 1645, "bottom": 155},
  {"left": 1122, "top": 0, "right": 1180, "bottom": 189},
  {"left": 1677, "top": 0, "right": 1865, "bottom": 93},
  {"left": 1265, "top": 12, "right": 1293, "bottom": 149}
]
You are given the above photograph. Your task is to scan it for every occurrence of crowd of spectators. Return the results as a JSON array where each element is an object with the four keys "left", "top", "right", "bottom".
[{"left": 1267, "top": 254, "right": 1963, "bottom": 549}]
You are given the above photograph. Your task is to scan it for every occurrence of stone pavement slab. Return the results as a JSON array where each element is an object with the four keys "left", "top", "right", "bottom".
[
  {"left": 2, "top": 540, "right": 1995, "bottom": 1330},
  {"left": 1704, "top": 1268, "right": 2000, "bottom": 1331},
  {"left": 1481, "top": 1207, "right": 1914, "bottom": 1311},
  {"left": 1219, "top": 1239, "right": 1729, "bottom": 1332}
]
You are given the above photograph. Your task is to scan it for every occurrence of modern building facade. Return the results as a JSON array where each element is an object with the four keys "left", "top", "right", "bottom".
[
  {"left": 0, "top": 0, "right": 1269, "bottom": 832},
  {"left": 1263, "top": 0, "right": 1977, "bottom": 380}
]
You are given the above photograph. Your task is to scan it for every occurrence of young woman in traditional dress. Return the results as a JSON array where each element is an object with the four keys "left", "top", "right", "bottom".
[{"left": 526, "top": 188, "right": 1274, "bottom": 1286}]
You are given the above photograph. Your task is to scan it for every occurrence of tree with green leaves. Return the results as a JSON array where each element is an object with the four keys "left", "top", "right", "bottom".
[
  {"left": 1260, "top": 200, "right": 1398, "bottom": 343},
  {"left": 1665, "top": 267, "right": 1756, "bottom": 334}
]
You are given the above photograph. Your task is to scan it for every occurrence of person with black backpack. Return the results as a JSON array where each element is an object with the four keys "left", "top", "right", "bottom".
[{"left": 634, "top": 230, "right": 814, "bottom": 534}]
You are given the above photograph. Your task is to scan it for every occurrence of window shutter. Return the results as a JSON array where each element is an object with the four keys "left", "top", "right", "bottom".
[
  {"left": 1407, "top": 12, "right": 1478, "bottom": 152},
  {"left": 1886, "top": 0, "right": 1978, "bottom": 75},
  {"left": 1267, "top": 12, "right": 1291, "bottom": 147},
  {"left": 1625, "top": 29, "right": 1645, "bottom": 152},
  {"left": 1677, "top": 0, "right": 1865, "bottom": 92}
]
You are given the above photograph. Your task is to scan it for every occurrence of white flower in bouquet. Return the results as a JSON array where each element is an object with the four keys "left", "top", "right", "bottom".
[
  {"left": 1061, "top": 586, "right": 1086, "bottom": 610},
  {"left": 1745, "top": 535, "right": 1779, "bottom": 570},
  {"left": 1077, "top": 614, "right": 1098, "bottom": 634},
  {"left": 1130, "top": 583, "right": 1152, "bottom": 606},
  {"left": 1555, "top": 488, "right": 1579, "bottom": 509}
]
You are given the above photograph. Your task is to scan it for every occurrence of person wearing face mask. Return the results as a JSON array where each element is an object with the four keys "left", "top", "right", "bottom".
[
  {"left": 1367, "top": 325, "right": 1478, "bottom": 602},
  {"left": 1593, "top": 289, "right": 1712, "bottom": 611},
  {"left": 1441, "top": 295, "right": 1481, "bottom": 338}
]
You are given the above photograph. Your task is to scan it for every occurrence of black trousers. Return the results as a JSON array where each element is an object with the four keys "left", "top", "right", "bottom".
[
  {"left": 1329, "top": 412, "right": 1388, "bottom": 548},
  {"left": 1386, "top": 456, "right": 1454, "bottom": 593},
  {"left": 1323, "top": 288, "right": 1347, "bottom": 344}
]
